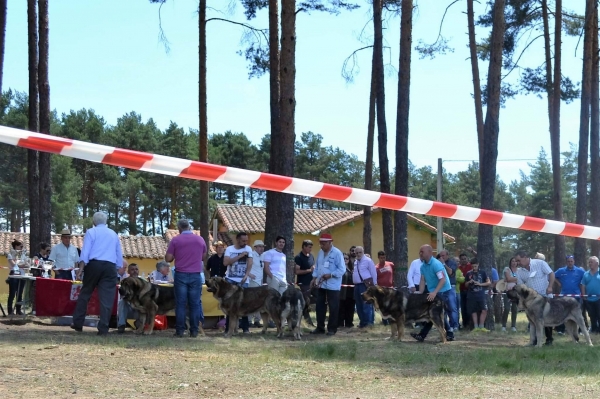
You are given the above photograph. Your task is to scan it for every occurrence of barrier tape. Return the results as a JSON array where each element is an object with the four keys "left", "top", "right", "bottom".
[{"left": 1, "top": 126, "right": 600, "bottom": 239}]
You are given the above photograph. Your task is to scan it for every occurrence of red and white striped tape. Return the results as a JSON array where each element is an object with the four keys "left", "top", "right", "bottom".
[{"left": 1, "top": 126, "right": 600, "bottom": 239}]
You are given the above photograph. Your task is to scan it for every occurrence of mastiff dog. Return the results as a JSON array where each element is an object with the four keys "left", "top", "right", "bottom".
[
  {"left": 279, "top": 286, "right": 306, "bottom": 340},
  {"left": 362, "top": 285, "right": 446, "bottom": 343},
  {"left": 206, "top": 277, "right": 281, "bottom": 337},
  {"left": 506, "top": 284, "right": 593, "bottom": 347},
  {"left": 119, "top": 276, "right": 184, "bottom": 335}
]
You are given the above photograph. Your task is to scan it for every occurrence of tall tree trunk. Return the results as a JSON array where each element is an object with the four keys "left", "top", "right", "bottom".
[
  {"left": 198, "top": 0, "right": 210, "bottom": 245},
  {"left": 393, "top": 0, "right": 412, "bottom": 288},
  {"left": 591, "top": 0, "right": 600, "bottom": 258},
  {"left": 575, "top": 0, "right": 594, "bottom": 267},
  {"left": 541, "top": 0, "right": 566, "bottom": 267},
  {"left": 373, "top": 0, "right": 393, "bottom": 258},
  {"left": 264, "top": 0, "right": 281, "bottom": 251},
  {"left": 478, "top": 0, "right": 506, "bottom": 331},
  {"left": 363, "top": 52, "right": 376, "bottom": 256},
  {"left": 0, "top": 0, "right": 6, "bottom": 95},
  {"left": 38, "top": 0, "right": 51, "bottom": 244},
  {"left": 265, "top": 0, "right": 296, "bottom": 282},
  {"left": 27, "top": 0, "right": 40, "bottom": 255},
  {"left": 467, "top": 0, "right": 484, "bottom": 169}
]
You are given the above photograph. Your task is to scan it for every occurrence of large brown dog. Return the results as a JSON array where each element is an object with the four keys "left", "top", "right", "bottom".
[
  {"left": 206, "top": 277, "right": 281, "bottom": 337},
  {"left": 506, "top": 284, "right": 593, "bottom": 347},
  {"left": 362, "top": 285, "right": 446, "bottom": 343},
  {"left": 119, "top": 277, "right": 188, "bottom": 335}
]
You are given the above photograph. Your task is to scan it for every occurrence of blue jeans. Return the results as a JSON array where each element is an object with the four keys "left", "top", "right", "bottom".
[
  {"left": 420, "top": 289, "right": 454, "bottom": 338},
  {"left": 117, "top": 299, "right": 139, "bottom": 327},
  {"left": 445, "top": 287, "right": 459, "bottom": 331},
  {"left": 225, "top": 278, "right": 249, "bottom": 333},
  {"left": 354, "top": 283, "right": 374, "bottom": 327},
  {"left": 174, "top": 271, "right": 202, "bottom": 335}
]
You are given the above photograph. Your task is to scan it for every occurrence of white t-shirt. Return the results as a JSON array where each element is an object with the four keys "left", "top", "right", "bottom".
[
  {"left": 225, "top": 245, "right": 253, "bottom": 283},
  {"left": 250, "top": 250, "right": 264, "bottom": 285},
  {"left": 264, "top": 248, "right": 287, "bottom": 282}
]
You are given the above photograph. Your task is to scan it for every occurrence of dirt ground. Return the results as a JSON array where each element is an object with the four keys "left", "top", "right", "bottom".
[{"left": 1, "top": 316, "right": 600, "bottom": 399}]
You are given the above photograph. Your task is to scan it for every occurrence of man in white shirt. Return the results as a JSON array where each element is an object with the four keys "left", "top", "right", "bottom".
[
  {"left": 224, "top": 232, "right": 254, "bottom": 334},
  {"left": 407, "top": 258, "right": 422, "bottom": 293},
  {"left": 515, "top": 250, "right": 555, "bottom": 345},
  {"left": 49, "top": 229, "right": 81, "bottom": 280},
  {"left": 264, "top": 236, "right": 288, "bottom": 294},
  {"left": 250, "top": 240, "right": 266, "bottom": 327}
]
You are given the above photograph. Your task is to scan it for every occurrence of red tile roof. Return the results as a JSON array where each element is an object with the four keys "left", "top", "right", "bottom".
[
  {"left": 164, "top": 230, "right": 232, "bottom": 254},
  {"left": 214, "top": 204, "right": 455, "bottom": 242},
  {"left": 0, "top": 232, "right": 167, "bottom": 259}
]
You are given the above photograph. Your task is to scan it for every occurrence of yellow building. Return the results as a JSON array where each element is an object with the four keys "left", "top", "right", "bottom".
[
  {"left": 0, "top": 232, "right": 167, "bottom": 296},
  {"left": 213, "top": 204, "right": 454, "bottom": 258}
]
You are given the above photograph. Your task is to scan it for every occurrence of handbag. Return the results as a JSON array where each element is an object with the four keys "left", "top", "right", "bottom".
[{"left": 357, "top": 264, "right": 374, "bottom": 287}]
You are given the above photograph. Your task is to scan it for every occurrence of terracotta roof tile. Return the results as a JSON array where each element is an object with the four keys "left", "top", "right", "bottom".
[
  {"left": 215, "top": 204, "right": 455, "bottom": 243},
  {"left": 0, "top": 232, "right": 166, "bottom": 259}
]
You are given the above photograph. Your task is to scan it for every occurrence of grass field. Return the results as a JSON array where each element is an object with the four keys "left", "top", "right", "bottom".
[{"left": 1, "top": 309, "right": 600, "bottom": 399}]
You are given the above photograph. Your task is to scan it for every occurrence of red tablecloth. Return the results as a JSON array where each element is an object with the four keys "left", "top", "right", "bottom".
[{"left": 35, "top": 278, "right": 118, "bottom": 317}]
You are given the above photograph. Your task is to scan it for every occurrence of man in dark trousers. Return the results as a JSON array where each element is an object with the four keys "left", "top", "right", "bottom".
[{"left": 72, "top": 212, "right": 123, "bottom": 336}]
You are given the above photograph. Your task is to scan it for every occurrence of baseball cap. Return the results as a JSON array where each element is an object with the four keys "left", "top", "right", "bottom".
[{"left": 319, "top": 233, "right": 333, "bottom": 242}]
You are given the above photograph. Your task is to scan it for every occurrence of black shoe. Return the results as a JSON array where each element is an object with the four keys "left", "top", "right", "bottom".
[
  {"left": 97, "top": 331, "right": 108, "bottom": 336},
  {"left": 446, "top": 335, "right": 455, "bottom": 342},
  {"left": 310, "top": 328, "right": 325, "bottom": 335},
  {"left": 70, "top": 324, "right": 82, "bottom": 333},
  {"left": 16, "top": 310, "right": 24, "bottom": 316},
  {"left": 410, "top": 332, "right": 424, "bottom": 342},
  {"left": 326, "top": 331, "right": 336, "bottom": 336},
  {"left": 190, "top": 332, "right": 198, "bottom": 338},
  {"left": 173, "top": 333, "right": 184, "bottom": 338},
  {"left": 117, "top": 325, "right": 126, "bottom": 334},
  {"left": 268, "top": 321, "right": 276, "bottom": 328},
  {"left": 253, "top": 321, "right": 263, "bottom": 328},
  {"left": 544, "top": 340, "right": 553, "bottom": 346}
]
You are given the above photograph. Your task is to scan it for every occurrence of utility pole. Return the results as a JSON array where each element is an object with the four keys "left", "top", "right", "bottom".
[{"left": 437, "top": 158, "right": 444, "bottom": 253}]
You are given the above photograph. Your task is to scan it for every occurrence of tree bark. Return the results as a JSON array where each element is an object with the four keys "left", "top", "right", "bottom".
[
  {"left": 265, "top": 0, "right": 296, "bottom": 282},
  {"left": 393, "top": 0, "right": 412, "bottom": 288},
  {"left": 477, "top": 0, "right": 506, "bottom": 331},
  {"left": 467, "top": 0, "right": 484, "bottom": 169},
  {"left": 38, "top": 0, "right": 51, "bottom": 244},
  {"left": 363, "top": 52, "right": 376, "bottom": 256},
  {"left": 27, "top": 0, "right": 40, "bottom": 255},
  {"left": 199, "top": 0, "right": 210, "bottom": 246},
  {"left": 575, "top": 0, "right": 594, "bottom": 267},
  {"left": 373, "top": 0, "right": 393, "bottom": 258},
  {"left": 0, "top": 0, "right": 6, "bottom": 95},
  {"left": 264, "top": 0, "right": 281, "bottom": 252},
  {"left": 591, "top": 0, "right": 600, "bottom": 258}
]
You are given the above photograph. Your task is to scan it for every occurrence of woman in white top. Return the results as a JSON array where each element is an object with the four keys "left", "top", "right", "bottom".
[
  {"left": 501, "top": 257, "right": 519, "bottom": 332},
  {"left": 264, "top": 236, "right": 288, "bottom": 294},
  {"left": 6, "top": 240, "right": 25, "bottom": 315}
]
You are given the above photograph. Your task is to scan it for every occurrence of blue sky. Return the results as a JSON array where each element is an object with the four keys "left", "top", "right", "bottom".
[{"left": 2, "top": 0, "right": 585, "bottom": 189}]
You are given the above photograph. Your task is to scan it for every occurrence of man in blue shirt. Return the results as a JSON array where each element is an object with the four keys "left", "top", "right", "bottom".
[
  {"left": 411, "top": 245, "right": 455, "bottom": 342},
  {"left": 72, "top": 212, "right": 123, "bottom": 336},
  {"left": 581, "top": 256, "right": 600, "bottom": 334},
  {"left": 555, "top": 255, "right": 586, "bottom": 334},
  {"left": 439, "top": 249, "right": 459, "bottom": 332},
  {"left": 310, "top": 233, "right": 345, "bottom": 336}
]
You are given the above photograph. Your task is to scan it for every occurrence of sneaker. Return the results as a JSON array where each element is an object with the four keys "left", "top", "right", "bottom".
[
  {"left": 479, "top": 327, "right": 490, "bottom": 333},
  {"left": 97, "top": 331, "right": 108, "bottom": 337},
  {"left": 117, "top": 325, "right": 126, "bottom": 334},
  {"left": 511, "top": 327, "right": 517, "bottom": 332},
  {"left": 501, "top": 327, "right": 507, "bottom": 332},
  {"left": 70, "top": 324, "right": 83, "bottom": 333},
  {"left": 173, "top": 333, "right": 184, "bottom": 338},
  {"left": 253, "top": 321, "right": 263, "bottom": 328},
  {"left": 242, "top": 330, "right": 250, "bottom": 334},
  {"left": 410, "top": 332, "right": 425, "bottom": 342},
  {"left": 544, "top": 340, "right": 553, "bottom": 346},
  {"left": 326, "top": 331, "right": 336, "bottom": 336},
  {"left": 557, "top": 331, "right": 565, "bottom": 336},
  {"left": 267, "top": 321, "right": 276, "bottom": 328},
  {"left": 446, "top": 335, "right": 455, "bottom": 342},
  {"left": 310, "top": 328, "right": 325, "bottom": 335}
]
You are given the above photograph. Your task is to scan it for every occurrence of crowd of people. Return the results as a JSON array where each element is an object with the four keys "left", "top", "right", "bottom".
[{"left": 5, "top": 212, "right": 600, "bottom": 342}]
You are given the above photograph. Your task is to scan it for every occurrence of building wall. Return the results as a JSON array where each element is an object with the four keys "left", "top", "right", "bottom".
[{"left": 221, "top": 212, "right": 437, "bottom": 262}]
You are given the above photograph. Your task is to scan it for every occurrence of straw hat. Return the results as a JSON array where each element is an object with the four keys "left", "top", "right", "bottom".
[
  {"left": 253, "top": 240, "right": 265, "bottom": 247},
  {"left": 495, "top": 279, "right": 508, "bottom": 292},
  {"left": 60, "top": 228, "right": 71, "bottom": 236}
]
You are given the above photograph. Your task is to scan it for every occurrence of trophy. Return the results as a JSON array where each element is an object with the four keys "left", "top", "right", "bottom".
[{"left": 42, "top": 260, "right": 54, "bottom": 279}]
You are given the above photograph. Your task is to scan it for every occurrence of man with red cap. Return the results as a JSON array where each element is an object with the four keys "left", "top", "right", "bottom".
[{"left": 310, "top": 233, "right": 345, "bottom": 336}]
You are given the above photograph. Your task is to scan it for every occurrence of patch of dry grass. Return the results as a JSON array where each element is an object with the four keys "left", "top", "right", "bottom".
[{"left": 0, "top": 313, "right": 599, "bottom": 398}]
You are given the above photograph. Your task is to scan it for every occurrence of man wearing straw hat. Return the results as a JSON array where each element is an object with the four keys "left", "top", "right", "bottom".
[{"left": 49, "top": 229, "right": 81, "bottom": 281}]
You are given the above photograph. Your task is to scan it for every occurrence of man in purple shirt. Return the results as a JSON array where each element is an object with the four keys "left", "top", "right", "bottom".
[
  {"left": 352, "top": 246, "right": 378, "bottom": 328},
  {"left": 71, "top": 212, "right": 123, "bottom": 336},
  {"left": 166, "top": 219, "right": 207, "bottom": 338}
]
